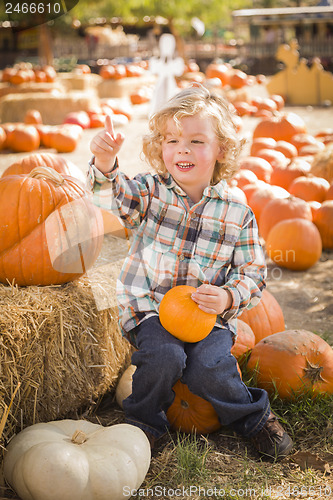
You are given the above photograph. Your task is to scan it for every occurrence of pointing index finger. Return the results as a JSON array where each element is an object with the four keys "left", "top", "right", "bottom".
[{"left": 105, "top": 114, "right": 115, "bottom": 138}]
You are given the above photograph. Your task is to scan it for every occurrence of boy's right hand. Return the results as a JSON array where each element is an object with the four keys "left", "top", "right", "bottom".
[{"left": 90, "top": 115, "right": 125, "bottom": 174}]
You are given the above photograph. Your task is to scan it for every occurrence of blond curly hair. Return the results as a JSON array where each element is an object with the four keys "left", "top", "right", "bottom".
[{"left": 142, "top": 85, "right": 245, "bottom": 185}]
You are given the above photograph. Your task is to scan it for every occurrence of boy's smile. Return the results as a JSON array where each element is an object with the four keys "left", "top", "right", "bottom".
[{"left": 162, "top": 113, "right": 224, "bottom": 203}]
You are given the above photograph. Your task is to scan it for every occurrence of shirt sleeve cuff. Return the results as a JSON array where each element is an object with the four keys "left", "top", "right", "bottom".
[
  {"left": 88, "top": 156, "right": 119, "bottom": 183},
  {"left": 220, "top": 285, "right": 240, "bottom": 321}
]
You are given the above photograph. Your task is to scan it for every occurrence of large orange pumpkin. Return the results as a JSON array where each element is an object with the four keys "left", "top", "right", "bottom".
[
  {"left": 289, "top": 176, "right": 330, "bottom": 203},
  {"left": 269, "top": 162, "right": 308, "bottom": 190},
  {"left": 1, "top": 152, "right": 85, "bottom": 183},
  {"left": 239, "top": 289, "right": 285, "bottom": 343},
  {"left": 253, "top": 112, "right": 307, "bottom": 143},
  {"left": 159, "top": 285, "right": 217, "bottom": 342},
  {"left": 259, "top": 196, "right": 313, "bottom": 241},
  {"left": 166, "top": 380, "right": 221, "bottom": 434},
  {"left": 266, "top": 218, "right": 322, "bottom": 271},
  {"left": 247, "top": 184, "right": 289, "bottom": 222},
  {"left": 247, "top": 330, "right": 333, "bottom": 399},
  {"left": 0, "top": 167, "right": 103, "bottom": 286},
  {"left": 312, "top": 200, "right": 333, "bottom": 250}
]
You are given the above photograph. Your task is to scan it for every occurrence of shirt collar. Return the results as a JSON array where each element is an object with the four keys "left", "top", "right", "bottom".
[{"left": 159, "top": 172, "right": 227, "bottom": 200}]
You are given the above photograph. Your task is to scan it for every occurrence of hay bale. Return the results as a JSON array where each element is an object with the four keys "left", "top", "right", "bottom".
[
  {"left": 0, "top": 91, "right": 100, "bottom": 125},
  {"left": 0, "top": 82, "right": 65, "bottom": 99},
  {"left": 57, "top": 72, "right": 102, "bottom": 91},
  {"left": 0, "top": 254, "right": 131, "bottom": 447},
  {"left": 98, "top": 75, "right": 156, "bottom": 98}
]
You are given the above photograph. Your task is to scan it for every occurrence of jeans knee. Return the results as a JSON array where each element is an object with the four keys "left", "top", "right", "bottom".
[{"left": 133, "top": 343, "right": 186, "bottom": 377}]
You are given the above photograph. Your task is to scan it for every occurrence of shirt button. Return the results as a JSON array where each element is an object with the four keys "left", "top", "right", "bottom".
[
  {"left": 219, "top": 228, "right": 224, "bottom": 235},
  {"left": 179, "top": 254, "right": 185, "bottom": 261}
]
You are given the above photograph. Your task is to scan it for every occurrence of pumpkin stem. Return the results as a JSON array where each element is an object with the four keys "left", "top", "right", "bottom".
[
  {"left": 28, "top": 166, "right": 65, "bottom": 186},
  {"left": 304, "top": 359, "right": 325, "bottom": 384},
  {"left": 71, "top": 429, "right": 87, "bottom": 444},
  {"left": 180, "top": 399, "right": 190, "bottom": 410}
]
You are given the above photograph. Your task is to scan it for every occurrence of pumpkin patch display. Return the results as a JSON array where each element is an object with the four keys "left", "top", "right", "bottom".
[
  {"left": 246, "top": 330, "right": 333, "bottom": 399},
  {"left": 266, "top": 218, "right": 322, "bottom": 271},
  {"left": 239, "top": 289, "right": 285, "bottom": 344},
  {"left": 3, "top": 420, "right": 151, "bottom": 500},
  {"left": 0, "top": 167, "right": 103, "bottom": 286},
  {"left": 159, "top": 285, "right": 217, "bottom": 342}
]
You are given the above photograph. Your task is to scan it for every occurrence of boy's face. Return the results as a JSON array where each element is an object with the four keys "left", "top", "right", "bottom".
[{"left": 161, "top": 113, "right": 224, "bottom": 202}]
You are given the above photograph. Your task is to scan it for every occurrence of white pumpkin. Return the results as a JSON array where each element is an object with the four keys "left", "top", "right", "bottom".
[
  {"left": 116, "top": 365, "right": 136, "bottom": 408},
  {"left": 3, "top": 420, "right": 150, "bottom": 500}
]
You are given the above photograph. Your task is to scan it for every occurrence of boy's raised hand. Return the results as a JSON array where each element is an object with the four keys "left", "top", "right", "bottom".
[{"left": 90, "top": 114, "right": 125, "bottom": 174}]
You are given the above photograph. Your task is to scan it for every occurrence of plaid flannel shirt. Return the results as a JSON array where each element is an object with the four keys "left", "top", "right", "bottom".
[{"left": 86, "top": 159, "right": 266, "bottom": 343}]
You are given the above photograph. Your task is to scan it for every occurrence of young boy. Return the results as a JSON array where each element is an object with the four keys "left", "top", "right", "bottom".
[{"left": 87, "top": 86, "right": 293, "bottom": 460}]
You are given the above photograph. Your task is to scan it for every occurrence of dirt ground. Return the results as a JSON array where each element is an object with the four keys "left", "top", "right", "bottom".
[{"left": 0, "top": 97, "right": 332, "bottom": 342}]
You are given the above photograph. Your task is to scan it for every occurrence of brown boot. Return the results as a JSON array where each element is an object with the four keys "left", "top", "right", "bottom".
[{"left": 251, "top": 412, "right": 293, "bottom": 460}]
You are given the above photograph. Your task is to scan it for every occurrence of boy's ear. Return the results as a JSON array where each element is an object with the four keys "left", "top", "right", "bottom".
[{"left": 217, "top": 146, "right": 225, "bottom": 161}]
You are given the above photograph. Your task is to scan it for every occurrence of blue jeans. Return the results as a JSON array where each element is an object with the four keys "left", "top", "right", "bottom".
[{"left": 123, "top": 316, "right": 270, "bottom": 439}]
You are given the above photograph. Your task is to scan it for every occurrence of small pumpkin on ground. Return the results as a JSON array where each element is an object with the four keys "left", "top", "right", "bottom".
[
  {"left": 246, "top": 329, "right": 333, "bottom": 399},
  {"left": 3, "top": 420, "right": 151, "bottom": 500},
  {"left": 266, "top": 218, "right": 322, "bottom": 271},
  {"left": 159, "top": 285, "right": 217, "bottom": 342},
  {"left": 239, "top": 289, "right": 285, "bottom": 344}
]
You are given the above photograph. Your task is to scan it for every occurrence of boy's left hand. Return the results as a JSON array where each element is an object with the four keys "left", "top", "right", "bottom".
[{"left": 191, "top": 284, "right": 232, "bottom": 315}]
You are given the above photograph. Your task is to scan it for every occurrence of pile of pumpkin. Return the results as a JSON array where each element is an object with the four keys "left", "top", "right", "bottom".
[
  {"left": 1, "top": 63, "right": 57, "bottom": 85},
  {"left": 0, "top": 99, "right": 131, "bottom": 153},
  {"left": 116, "top": 285, "right": 333, "bottom": 436},
  {"left": 230, "top": 111, "right": 333, "bottom": 270}
]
